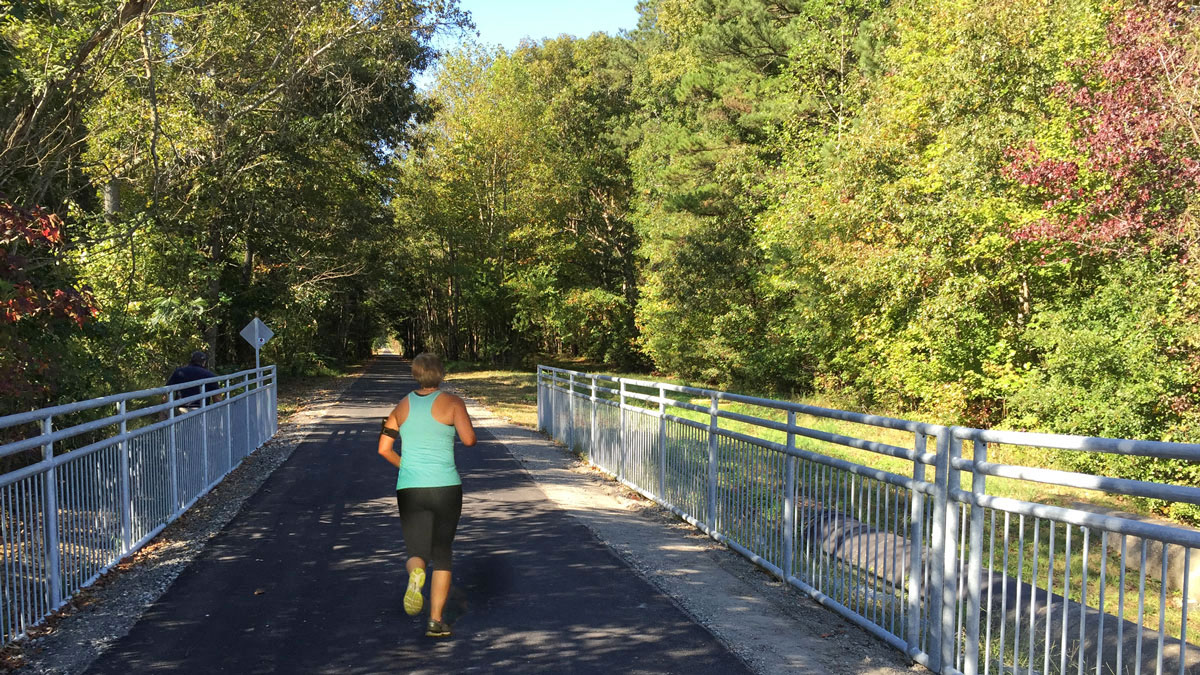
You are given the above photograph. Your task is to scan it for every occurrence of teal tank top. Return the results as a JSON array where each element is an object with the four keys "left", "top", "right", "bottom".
[{"left": 396, "top": 391, "right": 461, "bottom": 489}]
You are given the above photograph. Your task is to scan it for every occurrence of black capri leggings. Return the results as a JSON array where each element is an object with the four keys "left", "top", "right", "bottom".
[{"left": 396, "top": 486, "right": 463, "bottom": 571}]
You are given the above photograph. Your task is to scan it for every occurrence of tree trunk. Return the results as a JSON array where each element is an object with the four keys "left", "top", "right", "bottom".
[{"left": 205, "top": 219, "right": 224, "bottom": 366}]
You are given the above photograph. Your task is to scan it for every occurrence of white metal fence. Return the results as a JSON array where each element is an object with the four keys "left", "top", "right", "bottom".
[
  {"left": 538, "top": 365, "right": 1200, "bottom": 675},
  {"left": 0, "top": 366, "right": 277, "bottom": 646}
]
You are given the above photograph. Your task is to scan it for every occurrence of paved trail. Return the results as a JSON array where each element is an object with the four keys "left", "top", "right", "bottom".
[{"left": 85, "top": 357, "right": 748, "bottom": 674}]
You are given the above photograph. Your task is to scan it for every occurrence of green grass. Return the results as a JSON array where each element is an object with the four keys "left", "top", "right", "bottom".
[{"left": 275, "top": 364, "right": 365, "bottom": 425}]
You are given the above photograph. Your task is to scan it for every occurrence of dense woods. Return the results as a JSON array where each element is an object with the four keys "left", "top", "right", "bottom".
[
  {"left": 395, "top": 0, "right": 1200, "bottom": 438},
  {"left": 4, "top": 0, "right": 1200, "bottom": 474},
  {"left": 1, "top": 0, "right": 466, "bottom": 417}
]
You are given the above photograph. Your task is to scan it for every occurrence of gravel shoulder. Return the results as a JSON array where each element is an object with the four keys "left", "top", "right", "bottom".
[
  {"left": 445, "top": 383, "right": 925, "bottom": 675},
  {"left": 3, "top": 372, "right": 364, "bottom": 675}
]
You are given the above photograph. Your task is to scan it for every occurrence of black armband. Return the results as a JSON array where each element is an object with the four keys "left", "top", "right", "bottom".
[{"left": 380, "top": 421, "right": 399, "bottom": 439}]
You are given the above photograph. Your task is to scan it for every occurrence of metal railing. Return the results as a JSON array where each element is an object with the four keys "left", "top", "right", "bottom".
[
  {"left": 0, "top": 366, "right": 277, "bottom": 646},
  {"left": 537, "top": 365, "right": 1200, "bottom": 675}
]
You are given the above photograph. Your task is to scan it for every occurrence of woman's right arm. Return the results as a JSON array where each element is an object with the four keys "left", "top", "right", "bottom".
[
  {"left": 377, "top": 405, "right": 403, "bottom": 468},
  {"left": 453, "top": 397, "right": 477, "bottom": 446}
]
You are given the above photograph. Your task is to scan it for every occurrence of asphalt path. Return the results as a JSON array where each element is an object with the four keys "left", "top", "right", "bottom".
[{"left": 85, "top": 356, "right": 749, "bottom": 674}]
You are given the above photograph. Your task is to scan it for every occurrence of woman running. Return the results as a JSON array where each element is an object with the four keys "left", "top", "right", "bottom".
[{"left": 377, "top": 353, "right": 477, "bottom": 638}]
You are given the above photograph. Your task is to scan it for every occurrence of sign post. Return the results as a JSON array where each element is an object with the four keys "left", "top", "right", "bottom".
[
  {"left": 240, "top": 318, "right": 274, "bottom": 451},
  {"left": 240, "top": 317, "right": 274, "bottom": 374}
]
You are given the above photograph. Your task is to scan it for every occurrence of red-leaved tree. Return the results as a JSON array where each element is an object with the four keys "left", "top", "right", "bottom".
[
  {"left": 0, "top": 201, "right": 97, "bottom": 412},
  {"left": 1003, "top": 0, "right": 1200, "bottom": 255}
]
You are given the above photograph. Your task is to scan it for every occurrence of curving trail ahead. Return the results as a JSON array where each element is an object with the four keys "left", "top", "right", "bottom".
[{"left": 84, "top": 356, "right": 749, "bottom": 674}]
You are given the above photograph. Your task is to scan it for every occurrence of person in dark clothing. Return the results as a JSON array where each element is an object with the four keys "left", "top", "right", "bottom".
[{"left": 167, "top": 350, "right": 221, "bottom": 409}]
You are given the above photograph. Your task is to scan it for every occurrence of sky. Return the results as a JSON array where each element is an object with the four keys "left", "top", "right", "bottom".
[
  {"left": 453, "top": 0, "right": 642, "bottom": 51},
  {"left": 417, "top": 1, "right": 641, "bottom": 89}
]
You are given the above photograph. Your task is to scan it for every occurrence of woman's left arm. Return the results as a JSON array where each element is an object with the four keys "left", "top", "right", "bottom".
[{"left": 452, "top": 397, "right": 477, "bottom": 446}]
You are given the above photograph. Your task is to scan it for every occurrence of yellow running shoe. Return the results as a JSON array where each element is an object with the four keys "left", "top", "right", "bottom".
[{"left": 403, "top": 567, "right": 425, "bottom": 616}]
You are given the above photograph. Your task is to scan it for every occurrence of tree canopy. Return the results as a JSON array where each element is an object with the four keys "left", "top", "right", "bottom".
[{"left": 4, "top": 0, "right": 1200, "bottom": 504}]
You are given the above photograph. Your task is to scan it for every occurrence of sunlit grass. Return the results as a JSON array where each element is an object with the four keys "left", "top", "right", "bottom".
[
  {"left": 443, "top": 369, "right": 540, "bottom": 428},
  {"left": 275, "top": 365, "right": 365, "bottom": 425}
]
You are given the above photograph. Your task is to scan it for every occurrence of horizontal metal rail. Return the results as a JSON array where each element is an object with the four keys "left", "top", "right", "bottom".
[
  {"left": 0, "top": 366, "right": 278, "bottom": 646},
  {"left": 537, "top": 366, "right": 1200, "bottom": 675}
]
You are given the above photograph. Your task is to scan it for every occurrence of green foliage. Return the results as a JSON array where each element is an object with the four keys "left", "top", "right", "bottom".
[
  {"left": 999, "top": 257, "right": 1200, "bottom": 498},
  {"left": 389, "top": 35, "right": 643, "bottom": 367},
  {"left": 0, "top": 0, "right": 466, "bottom": 408},
  {"left": 8, "top": 0, "right": 1200, "bottom": 512}
]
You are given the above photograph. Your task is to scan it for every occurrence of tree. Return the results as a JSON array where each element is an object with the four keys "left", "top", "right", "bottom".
[{"left": 0, "top": 201, "right": 97, "bottom": 416}]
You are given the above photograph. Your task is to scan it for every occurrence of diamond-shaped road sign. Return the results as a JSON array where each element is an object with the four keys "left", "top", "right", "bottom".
[{"left": 240, "top": 317, "right": 274, "bottom": 348}]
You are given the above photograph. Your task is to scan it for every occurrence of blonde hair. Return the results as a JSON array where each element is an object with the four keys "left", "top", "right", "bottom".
[{"left": 411, "top": 352, "right": 445, "bottom": 388}]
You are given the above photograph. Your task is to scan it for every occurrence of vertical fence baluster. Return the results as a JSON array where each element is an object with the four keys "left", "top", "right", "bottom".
[
  {"left": 619, "top": 380, "right": 627, "bottom": 483},
  {"left": 878, "top": 475, "right": 888, "bottom": 624},
  {"left": 909, "top": 432, "right": 927, "bottom": 656},
  {"left": 659, "top": 386, "right": 667, "bottom": 503},
  {"left": 1157, "top": 542, "right": 1167, "bottom": 675},
  {"left": 168, "top": 392, "right": 179, "bottom": 512},
  {"left": 708, "top": 393, "right": 718, "bottom": 533},
  {"left": 41, "top": 417, "right": 61, "bottom": 613},
  {"left": 965, "top": 438, "right": 987, "bottom": 675},
  {"left": 1118, "top": 536, "right": 1127, "bottom": 675},
  {"left": 1043, "top": 520, "right": 1056, "bottom": 675},
  {"left": 1028, "top": 519, "right": 1041, "bottom": 675},
  {"left": 784, "top": 410, "right": 796, "bottom": 583},
  {"left": 930, "top": 429, "right": 953, "bottom": 673},
  {"left": 1181, "top": 547, "right": 1190, "bottom": 675},
  {"left": 1135, "top": 539, "right": 1147, "bottom": 675},
  {"left": 117, "top": 401, "right": 132, "bottom": 554},
  {"left": 226, "top": 379, "right": 234, "bottom": 475},
  {"left": 568, "top": 372, "right": 575, "bottom": 453},
  {"left": 590, "top": 376, "right": 597, "bottom": 460},
  {"left": 200, "top": 395, "right": 209, "bottom": 491},
  {"left": 1097, "top": 531, "right": 1108, "bottom": 675},
  {"left": 1061, "top": 524, "right": 1073, "bottom": 675},
  {"left": 2, "top": 482, "right": 11, "bottom": 642},
  {"left": 245, "top": 373, "right": 252, "bottom": 460}
]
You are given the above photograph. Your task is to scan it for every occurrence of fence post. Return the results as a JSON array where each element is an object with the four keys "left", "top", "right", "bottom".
[
  {"left": 708, "top": 392, "right": 719, "bottom": 532},
  {"left": 783, "top": 410, "right": 796, "bottom": 582},
  {"left": 550, "top": 371, "right": 559, "bottom": 439},
  {"left": 167, "top": 391, "right": 179, "bottom": 512},
  {"left": 536, "top": 367, "right": 543, "bottom": 431},
  {"left": 924, "top": 430, "right": 950, "bottom": 672},
  {"left": 619, "top": 379, "right": 627, "bottom": 482},
  {"left": 244, "top": 373, "right": 252, "bottom": 459},
  {"left": 568, "top": 372, "right": 575, "bottom": 452},
  {"left": 118, "top": 401, "right": 133, "bottom": 553},
  {"left": 933, "top": 430, "right": 958, "bottom": 673},
  {"left": 200, "top": 394, "right": 209, "bottom": 488},
  {"left": 658, "top": 385, "right": 667, "bottom": 503},
  {"left": 963, "top": 439, "right": 987, "bottom": 675},
  {"left": 590, "top": 375, "right": 597, "bottom": 458},
  {"left": 42, "top": 417, "right": 61, "bottom": 609},
  {"left": 907, "top": 432, "right": 927, "bottom": 654},
  {"left": 226, "top": 378, "right": 234, "bottom": 472}
]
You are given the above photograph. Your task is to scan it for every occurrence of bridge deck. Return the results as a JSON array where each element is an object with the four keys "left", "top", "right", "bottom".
[{"left": 84, "top": 356, "right": 747, "bottom": 674}]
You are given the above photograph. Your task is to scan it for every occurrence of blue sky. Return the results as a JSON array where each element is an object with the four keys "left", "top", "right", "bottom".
[{"left": 454, "top": 0, "right": 641, "bottom": 50}]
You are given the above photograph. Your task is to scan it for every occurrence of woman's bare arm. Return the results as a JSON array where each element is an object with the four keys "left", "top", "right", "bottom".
[
  {"left": 377, "top": 404, "right": 404, "bottom": 468},
  {"left": 452, "top": 396, "right": 476, "bottom": 446}
]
